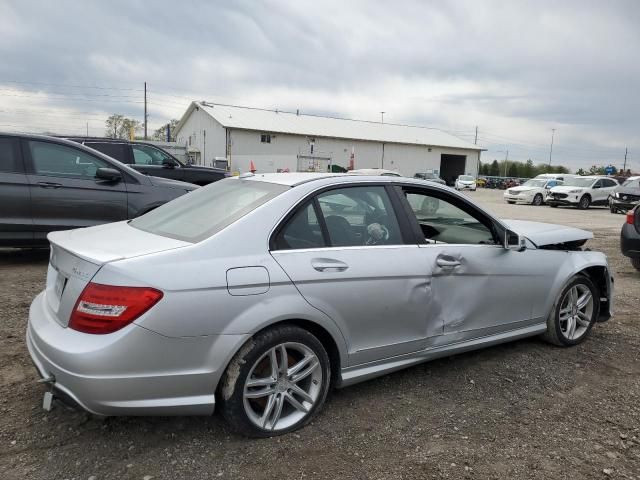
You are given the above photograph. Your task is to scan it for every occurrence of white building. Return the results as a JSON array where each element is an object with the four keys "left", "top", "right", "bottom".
[{"left": 174, "top": 102, "right": 483, "bottom": 182}]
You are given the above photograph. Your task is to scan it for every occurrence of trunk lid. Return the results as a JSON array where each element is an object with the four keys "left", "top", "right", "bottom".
[
  {"left": 502, "top": 219, "right": 592, "bottom": 247},
  {"left": 45, "top": 221, "right": 190, "bottom": 327}
]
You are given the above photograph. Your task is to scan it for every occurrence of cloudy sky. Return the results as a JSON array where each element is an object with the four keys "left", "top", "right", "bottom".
[{"left": 1, "top": 0, "right": 638, "bottom": 171}]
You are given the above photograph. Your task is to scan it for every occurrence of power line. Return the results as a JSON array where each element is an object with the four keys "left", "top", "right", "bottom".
[{"left": 0, "top": 79, "right": 143, "bottom": 91}]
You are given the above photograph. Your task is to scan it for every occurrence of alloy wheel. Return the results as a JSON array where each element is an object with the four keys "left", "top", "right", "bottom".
[
  {"left": 243, "top": 342, "right": 323, "bottom": 431},
  {"left": 533, "top": 194, "right": 543, "bottom": 206},
  {"left": 558, "top": 284, "right": 594, "bottom": 340}
]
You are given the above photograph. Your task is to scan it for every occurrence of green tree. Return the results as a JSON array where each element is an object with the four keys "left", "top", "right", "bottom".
[
  {"left": 488, "top": 159, "right": 499, "bottom": 176},
  {"left": 152, "top": 119, "right": 180, "bottom": 141},
  {"left": 523, "top": 159, "right": 534, "bottom": 178},
  {"left": 507, "top": 162, "right": 519, "bottom": 177},
  {"left": 575, "top": 168, "right": 586, "bottom": 175}
]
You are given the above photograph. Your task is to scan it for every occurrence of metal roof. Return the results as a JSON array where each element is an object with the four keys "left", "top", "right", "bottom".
[{"left": 176, "top": 102, "right": 483, "bottom": 151}]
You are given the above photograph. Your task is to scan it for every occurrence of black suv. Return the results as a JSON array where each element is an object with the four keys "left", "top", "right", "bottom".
[
  {"left": 66, "top": 138, "right": 229, "bottom": 186},
  {"left": 0, "top": 133, "right": 197, "bottom": 247}
]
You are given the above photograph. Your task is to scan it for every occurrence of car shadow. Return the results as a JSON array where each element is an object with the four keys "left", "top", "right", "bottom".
[{"left": 0, "top": 247, "right": 50, "bottom": 267}]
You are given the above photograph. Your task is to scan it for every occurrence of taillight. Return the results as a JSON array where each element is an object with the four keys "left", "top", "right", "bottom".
[
  {"left": 627, "top": 210, "right": 635, "bottom": 225},
  {"left": 69, "top": 283, "right": 163, "bottom": 334}
]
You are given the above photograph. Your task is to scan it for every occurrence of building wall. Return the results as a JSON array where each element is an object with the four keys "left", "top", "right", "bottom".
[
  {"left": 229, "top": 128, "right": 480, "bottom": 177},
  {"left": 175, "top": 108, "right": 226, "bottom": 166},
  {"left": 175, "top": 108, "right": 481, "bottom": 176}
]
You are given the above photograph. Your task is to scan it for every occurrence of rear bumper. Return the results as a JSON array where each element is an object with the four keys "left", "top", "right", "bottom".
[
  {"left": 621, "top": 223, "right": 640, "bottom": 259},
  {"left": 27, "top": 291, "right": 248, "bottom": 416}
]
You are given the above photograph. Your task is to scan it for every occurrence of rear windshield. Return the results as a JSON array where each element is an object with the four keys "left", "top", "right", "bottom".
[{"left": 130, "top": 178, "right": 288, "bottom": 242}]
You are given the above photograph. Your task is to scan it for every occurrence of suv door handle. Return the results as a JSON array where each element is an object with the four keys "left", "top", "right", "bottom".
[
  {"left": 37, "top": 182, "right": 62, "bottom": 189},
  {"left": 311, "top": 259, "right": 349, "bottom": 272},
  {"left": 436, "top": 257, "right": 461, "bottom": 268}
]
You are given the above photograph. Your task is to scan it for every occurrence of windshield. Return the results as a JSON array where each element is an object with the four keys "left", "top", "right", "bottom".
[
  {"left": 131, "top": 178, "right": 288, "bottom": 242},
  {"left": 622, "top": 178, "right": 640, "bottom": 188},
  {"left": 523, "top": 179, "right": 547, "bottom": 187},
  {"left": 459, "top": 175, "right": 474, "bottom": 181},
  {"left": 563, "top": 177, "right": 597, "bottom": 187}
]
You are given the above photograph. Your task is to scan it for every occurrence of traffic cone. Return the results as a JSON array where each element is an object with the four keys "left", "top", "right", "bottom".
[{"left": 249, "top": 160, "right": 256, "bottom": 173}]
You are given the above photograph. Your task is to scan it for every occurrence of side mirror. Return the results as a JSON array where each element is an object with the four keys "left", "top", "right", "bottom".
[
  {"left": 505, "top": 229, "right": 526, "bottom": 252},
  {"left": 95, "top": 167, "right": 122, "bottom": 182},
  {"left": 162, "top": 160, "right": 175, "bottom": 169}
]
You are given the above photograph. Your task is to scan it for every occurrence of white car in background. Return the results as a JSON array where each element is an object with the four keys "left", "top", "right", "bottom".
[
  {"left": 455, "top": 175, "right": 476, "bottom": 191},
  {"left": 504, "top": 178, "right": 563, "bottom": 206},
  {"left": 547, "top": 176, "right": 619, "bottom": 209}
]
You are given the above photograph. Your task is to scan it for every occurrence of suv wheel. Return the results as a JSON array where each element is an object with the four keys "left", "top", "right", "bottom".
[
  {"left": 578, "top": 195, "right": 591, "bottom": 210},
  {"left": 532, "top": 193, "right": 544, "bottom": 206},
  {"left": 219, "top": 325, "right": 331, "bottom": 437}
]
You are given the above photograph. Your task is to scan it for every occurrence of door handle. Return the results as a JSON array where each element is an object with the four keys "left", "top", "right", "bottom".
[
  {"left": 37, "top": 182, "right": 62, "bottom": 189},
  {"left": 436, "top": 257, "right": 461, "bottom": 268},
  {"left": 311, "top": 259, "right": 349, "bottom": 272}
]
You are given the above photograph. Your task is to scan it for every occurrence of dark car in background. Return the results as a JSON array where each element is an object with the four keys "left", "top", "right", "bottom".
[
  {"left": 0, "top": 133, "right": 197, "bottom": 247},
  {"left": 66, "top": 137, "right": 229, "bottom": 186},
  {"left": 621, "top": 205, "right": 640, "bottom": 271},
  {"left": 609, "top": 176, "right": 640, "bottom": 213},
  {"left": 413, "top": 172, "right": 446, "bottom": 185}
]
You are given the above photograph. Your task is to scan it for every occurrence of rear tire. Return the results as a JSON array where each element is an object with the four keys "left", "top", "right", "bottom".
[
  {"left": 632, "top": 257, "right": 640, "bottom": 271},
  {"left": 578, "top": 195, "right": 591, "bottom": 210},
  {"left": 542, "top": 275, "right": 599, "bottom": 347},
  {"left": 532, "top": 193, "right": 544, "bottom": 206},
  {"left": 219, "top": 325, "right": 331, "bottom": 438}
]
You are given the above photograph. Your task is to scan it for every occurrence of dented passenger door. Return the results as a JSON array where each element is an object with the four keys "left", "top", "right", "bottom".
[{"left": 397, "top": 186, "right": 535, "bottom": 338}]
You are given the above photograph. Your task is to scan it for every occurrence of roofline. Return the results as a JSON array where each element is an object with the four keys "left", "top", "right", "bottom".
[{"left": 182, "top": 101, "right": 484, "bottom": 151}]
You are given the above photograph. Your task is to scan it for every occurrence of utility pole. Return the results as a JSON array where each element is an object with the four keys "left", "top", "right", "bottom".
[
  {"left": 380, "top": 112, "right": 385, "bottom": 123},
  {"left": 86, "top": 121, "right": 88, "bottom": 136},
  {"left": 548, "top": 128, "right": 555, "bottom": 166},
  {"left": 623, "top": 147, "right": 628, "bottom": 172},
  {"left": 504, "top": 149, "right": 509, "bottom": 177},
  {"left": 474, "top": 125, "right": 478, "bottom": 145},
  {"left": 144, "top": 81, "right": 148, "bottom": 140}
]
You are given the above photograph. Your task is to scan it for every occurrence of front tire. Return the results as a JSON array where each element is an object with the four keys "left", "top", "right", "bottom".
[
  {"left": 219, "top": 325, "right": 331, "bottom": 437},
  {"left": 578, "top": 195, "right": 591, "bottom": 210},
  {"left": 542, "top": 275, "right": 599, "bottom": 346},
  {"left": 532, "top": 193, "right": 544, "bottom": 206}
]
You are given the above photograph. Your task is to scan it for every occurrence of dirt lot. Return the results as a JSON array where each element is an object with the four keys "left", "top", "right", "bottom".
[{"left": 1, "top": 190, "right": 639, "bottom": 480}]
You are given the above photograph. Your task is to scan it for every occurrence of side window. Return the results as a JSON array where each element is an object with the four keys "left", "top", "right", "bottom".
[
  {"left": 316, "top": 186, "right": 403, "bottom": 247},
  {"left": 604, "top": 179, "right": 617, "bottom": 188},
  {"left": 593, "top": 180, "right": 603, "bottom": 188},
  {"left": 132, "top": 144, "right": 175, "bottom": 166},
  {"left": 0, "top": 137, "right": 21, "bottom": 173},
  {"left": 274, "top": 202, "right": 326, "bottom": 250},
  {"left": 86, "top": 142, "right": 129, "bottom": 163},
  {"left": 28, "top": 141, "right": 110, "bottom": 179},
  {"left": 403, "top": 189, "right": 496, "bottom": 245}
]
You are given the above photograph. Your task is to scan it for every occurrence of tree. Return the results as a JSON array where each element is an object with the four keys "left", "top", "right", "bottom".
[
  {"left": 104, "top": 114, "right": 142, "bottom": 139},
  {"left": 523, "top": 159, "right": 534, "bottom": 178},
  {"left": 489, "top": 159, "right": 500, "bottom": 176},
  {"left": 507, "top": 162, "right": 519, "bottom": 178},
  {"left": 575, "top": 168, "right": 586, "bottom": 175},
  {"left": 152, "top": 119, "right": 180, "bottom": 141}
]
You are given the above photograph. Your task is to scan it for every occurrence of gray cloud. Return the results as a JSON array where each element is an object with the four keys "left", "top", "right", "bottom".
[{"left": 0, "top": 0, "right": 638, "bottom": 170}]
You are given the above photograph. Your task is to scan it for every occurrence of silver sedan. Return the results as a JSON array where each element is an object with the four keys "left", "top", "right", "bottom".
[{"left": 27, "top": 173, "right": 613, "bottom": 437}]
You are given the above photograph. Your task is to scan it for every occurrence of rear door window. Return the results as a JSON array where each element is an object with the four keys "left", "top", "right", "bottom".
[
  {"left": 0, "top": 137, "right": 22, "bottom": 173},
  {"left": 85, "top": 142, "right": 129, "bottom": 163},
  {"left": 132, "top": 144, "right": 177, "bottom": 166}
]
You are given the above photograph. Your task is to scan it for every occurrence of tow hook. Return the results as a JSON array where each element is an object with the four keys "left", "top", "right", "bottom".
[{"left": 37, "top": 375, "right": 56, "bottom": 411}]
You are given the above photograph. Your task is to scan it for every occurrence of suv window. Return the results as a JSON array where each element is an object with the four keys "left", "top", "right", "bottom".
[
  {"left": 85, "top": 142, "right": 129, "bottom": 163},
  {"left": 602, "top": 179, "right": 617, "bottom": 188},
  {"left": 403, "top": 189, "right": 496, "bottom": 245},
  {"left": 28, "top": 141, "right": 110, "bottom": 178},
  {"left": 0, "top": 137, "right": 21, "bottom": 173},
  {"left": 132, "top": 144, "right": 177, "bottom": 166}
]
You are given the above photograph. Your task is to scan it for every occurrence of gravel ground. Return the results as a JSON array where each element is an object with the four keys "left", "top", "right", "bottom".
[{"left": 1, "top": 190, "right": 639, "bottom": 480}]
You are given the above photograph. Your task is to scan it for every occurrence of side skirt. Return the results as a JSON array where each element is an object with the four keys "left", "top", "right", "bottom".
[{"left": 338, "top": 323, "right": 547, "bottom": 388}]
